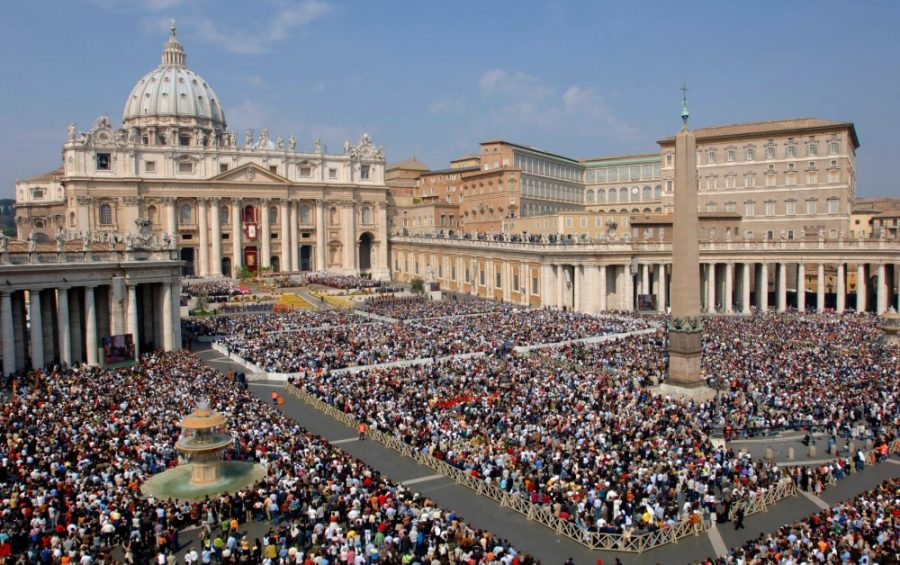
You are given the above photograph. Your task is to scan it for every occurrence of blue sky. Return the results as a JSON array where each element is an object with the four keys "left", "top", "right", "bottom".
[{"left": 1, "top": 0, "right": 898, "bottom": 198}]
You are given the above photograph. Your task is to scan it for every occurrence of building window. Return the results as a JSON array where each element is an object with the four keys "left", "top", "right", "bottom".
[
  {"left": 706, "top": 202, "right": 718, "bottom": 212},
  {"left": 565, "top": 217, "right": 573, "bottom": 228},
  {"left": 99, "top": 204, "right": 113, "bottom": 225},
  {"left": 806, "top": 171, "right": 818, "bottom": 185},
  {"left": 828, "top": 170, "right": 840, "bottom": 183},
  {"left": 300, "top": 206, "right": 311, "bottom": 224},
  {"left": 147, "top": 205, "right": 157, "bottom": 224},
  {"left": 495, "top": 272, "right": 501, "bottom": 288},
  {"left": 532, "top": 276, "right": 539, "bottom": 294},
  {"left": 178, "top": 161, "right": 193, "bottom": 173},
  {"left": 480, "top": 270, "right": 485, "bottom": 286},
  {"left": 786, "top": 200, "right": 796, "bottom": 215},
  {"left": 269, "top": 165, "right": 278, "bottom": 174},
  {"left": 766, "top": 146, "right": 775, "bottom": 160},
  {"left": 31, "top": 188, "right": 44, "bottom": 200},
  {"left": 145, "top": 161, "right": 156, "bottom": 173},
  {"left": 180, "top": 204, "right": 192, "bottom": 225},
  {"left": 219, "top": 163, "right": 229, "bottom": 173},
  {"left": 725, "top": 201, "right": 736, "bottom": 213},
  {"left": 765, "top": 172, "right": 776, "bottom": 187},
  {"left": 745, "top": 148, "right": 755, "bottom": 161},
  {"left": 744, "top": 174, "right": 755, "bottom": 188},
  {"left": 829, "top": 141, "right": 839, "bottom": 155},
  {"left": 726, "top": 150, "right": 736, "bottom": 162},
  {"left": 179, "top": 135, "right": 190, "bottom": 147},
  {"left": 299, "top": 166, "right": 311, "bottom": 177},
  {"left": 666, "top": 154, "right": 673, "bottom": 166},
  {"left": 828, "top": 199, "right": 839, "bottom": 215},
  {"left": 725, "top": 176, "right": 736, "bottom": 189},
  {"left": 513, "top": 274, "right": 520, "bottom": 291},
  {"left": 328, "top": 168, "right": 337, "bottom": 179},
  {"left": 785, "top": 172, "right": 797, "bottom": 186},
  {"left": 707, "top": 177, "right": 717, "bottom": 190},
  {"left": 744, "top": 201, "right": 756, "bottom": 217},
  {"left": 360, "top": 165, "right": 370, "bottom": 180},
  {"left": 269, "top": 206, "right": 277, "bottom": 224},
  {"left": 786, "top": 145, "right": 796, "bottom": 158},
  {"left": 96, "top": 153, "right": 110, "bottom": 171},
  {"left": 806, "top": 200, "right": 817, "bottom": 215},
  {"left": 707, "top": 151, "right": 716, "bottom": 164},
  {"left": 765, "top": 201, "right": 776, "bottom": 216},
  {"left": 807, "top": 143, "right": 818, "bottom": 157},
  {"left": 361, "top": 207, "right": 372, "bottom": 224},
  {"left": 220, "top": 206, "right": 229, "bottom": 224},
  {"left": 666, "top": 180, "right": 673, "bottom": 193}
]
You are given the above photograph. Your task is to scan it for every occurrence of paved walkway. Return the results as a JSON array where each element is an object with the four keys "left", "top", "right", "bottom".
[{"left": 194, "top": 343, "right": 900, "bottom": 564}]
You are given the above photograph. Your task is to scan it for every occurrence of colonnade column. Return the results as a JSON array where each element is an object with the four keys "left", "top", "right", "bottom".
[
  {"left": 290, "top": 201, "right": 300, "bottom": 272},
  {"left": 707, "top": 263, "right": 717, "bottom": 313},
  {"left": 127, "top": 284, "right": 140, "bottom": 358},
  {"left": 231, "top": 199, "right": 242, "bottom": 276},
  {"left": 316, "top": 201, "right": 326, "bottom": 272},
  {"left": 656, "top": 264, "right": 667, "bottom": 312},
  {"left": 857, "top": 264, "right": 867, "bottom": 312},
  {"left": 162, "top": 283, "right": 173, "bottom": 351},
  {"left": 260, "top": 198, "right": 271, "bottom": 270},
  {"left": 759, "top": 263, "right": 769, "bottom": 311},
  {"left": 777, "top": 262, "right": 787, "bottom": 312},
  {"left": 797, "top": 263, "right": 806, "bottom": 312},
  {"left": 172, "top": 278, "right": 182, "bottom": 350},
  {"left": 209, "top": 198, "right": 222, "bottom": 276},
  {"left": 57, "top": 287, "right": 71, "bottom": 365},
  {"left": 598, "top": 265, "right": 608, "bottom": 312},
  {"left": 503, "top": 263, "right": 512, "bottom": 303},
  {"left": 836, "top": 264, "right": 846, "bottom": 313},
  {"left": 816, "top": 263, "right": 826, "bottom": 312},
  {"left": 556, "top": 265, "right": 565, "bottom": 309},
  {"left": 29, "top": 290, "right": 43, "bottom": 370},
  {"left": 573, "top": 266, "right": 583, "bottom": 312},
  {"left": 876, "top": 264, "right": 887, "bottom": 314},
  {"left": 342, "top": 203, "right": 355, "bottom": 274},
  {"left": 622, "top": 265, "right": 634, "bottom": 311},
  {"left": 376, "top": 202, "right": 389, "bottom": 278},
  {"left": 741, "top": 263, "right": 751, "bottom": 314},
  {"left": 84, "top": 286, "right": 98, "bottom": 366},
  {"left": 641, "top": 264, "right": 650, "bottom": 297},
  {"left": 541, "top": 264, "right": 555, "bottom": 309},
  {"left": 1, "top": 292, "right": 15, "bottom": 375},
  {"left": 197, "top": 198, "right": 209, "bottom": 276},
  {"left": 723, "top": 263, "right": 733, "bottom": 314},
  {"left": 280, "top": 199, "right": 291, "bottom": 272}
]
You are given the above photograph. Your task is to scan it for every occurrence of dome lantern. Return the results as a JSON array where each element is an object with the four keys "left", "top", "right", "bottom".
[{"left": 161, "top": 20, "right": 186, "bottom": 67}]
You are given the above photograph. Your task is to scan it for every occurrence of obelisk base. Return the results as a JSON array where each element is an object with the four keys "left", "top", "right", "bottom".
[{"left": 654, "top": 328, "right": 717, "bottom": 401}]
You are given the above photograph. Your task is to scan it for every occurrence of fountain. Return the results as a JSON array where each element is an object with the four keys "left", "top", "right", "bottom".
[{"left": 141, "top": 401, "right": 265, "bottom": 501}]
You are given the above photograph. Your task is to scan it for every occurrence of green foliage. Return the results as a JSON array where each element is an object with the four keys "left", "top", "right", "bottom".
[{"left": 410, "top": 277, "right": 425, "bottom": 294}]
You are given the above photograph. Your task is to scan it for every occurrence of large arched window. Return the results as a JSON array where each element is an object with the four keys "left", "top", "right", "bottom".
[
  {"left": 243, "top": 205, "right": 256, "bottom": 223},
  {"left": 618, "top": 187, "right": 628, "bottom": 202},
  {"left": 300, "top": 205, "right": 311, "bottom": 224},
  {"left": 329, "top": 207, "right": 339, "bottom": 224},
  {"left": 642, "top": 186, "right": 652, "bottom": 201},
  {"left": 220, "top": 206, "right": 229, "bottom": 224},
  {"left": 361, "top": 206, "right": 372, "bottom": 224},
  {"left": 654, "top": 185, "right": 662, "bottom": 199},
  {"left": 585, "top": 190, "right": 595, "bottom": 204},
  {"left": 99, "top": 204, "right": 113, "bottom": 225},
  {"left": 147, "top": 205, "right": 157, "bottom": 224},
  {"left": 269, "top": 206, "right": 277, "bottom": 224},
  {"left": 607, "top": 189, "right": 617, "bottom": 203},
  {"left": 179, "top": 204, "right": 192, "bottom": 225},
  {"left": 597, "top": 189, "right": 606, "bottom": 203}
]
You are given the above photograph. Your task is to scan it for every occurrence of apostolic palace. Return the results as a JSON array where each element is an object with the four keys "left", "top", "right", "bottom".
[{"left": 6, "top": 26, "right": 900, "bottom": 373}]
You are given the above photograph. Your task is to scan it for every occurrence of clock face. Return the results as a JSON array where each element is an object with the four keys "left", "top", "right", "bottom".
[
  {"left": 97, "top": 132, "right": 109, "bottom": 143},
  {"left": 631, "top": 187, "right": 639, "bottom": 194}
]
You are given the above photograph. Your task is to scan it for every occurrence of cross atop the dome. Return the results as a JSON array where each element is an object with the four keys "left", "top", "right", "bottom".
[{"left": 170, "top": 19, "right": 177, "bottom": 37}]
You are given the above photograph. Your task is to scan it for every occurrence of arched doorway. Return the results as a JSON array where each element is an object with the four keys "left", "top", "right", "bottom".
[
  {"left": 222, "top": 257, "right": 232, "bottom": 278},
  {"left": 180, "top": 247, "right": 195, "bottom": 276},
  {"left": 358, "top": 233, "right": 373, "bottom": 272}
]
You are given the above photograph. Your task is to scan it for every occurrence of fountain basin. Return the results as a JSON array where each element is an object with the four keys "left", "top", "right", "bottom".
[{"left": 141, "top": 460, "right": 266, "bottom": 501}]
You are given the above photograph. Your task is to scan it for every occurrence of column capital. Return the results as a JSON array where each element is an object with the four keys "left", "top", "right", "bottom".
[{"left": 208, "top": 196, "right": 221, "bottom": 205}]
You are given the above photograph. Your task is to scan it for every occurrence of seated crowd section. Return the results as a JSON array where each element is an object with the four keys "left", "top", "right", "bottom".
[{"left": 0, "top": 351, "right": 528, "bottom": 564}]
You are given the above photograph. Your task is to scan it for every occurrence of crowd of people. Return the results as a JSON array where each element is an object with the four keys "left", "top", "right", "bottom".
[
  {"left": 360, "top": 296, "right": 520, "bottom": 321},
  {"left": 301, "top": 274, "right": 381, "bottom": 290},
  {"left": 0, "top": 351, "right": 529, "bottom": 564},
  {"left": 181, "top": 279, "right": 246, "bottom": 298},
  {"left": 214, "top": 308, "right": 653, "bottom": 373},
  {"left": 701, "top": 477, "right": 900, "bottom": 564}
]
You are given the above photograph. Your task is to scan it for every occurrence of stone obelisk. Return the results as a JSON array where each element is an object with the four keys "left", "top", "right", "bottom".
[{"left": 660, "top": 86, "right": 714, "bottom": 399}]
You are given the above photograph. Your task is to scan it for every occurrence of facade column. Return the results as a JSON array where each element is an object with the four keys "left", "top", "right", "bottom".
[
  {"left": 127, "top": 284, "right": 140, "bottom": 359},
  {"left": 876, "top": 263, "right": 887, "bottom": 314},
  {"left": 741, "top": 263, "right": 751, "bottom": 314},
  {"left": 374, "top": 203, "right": 390, "bottom": 279},
  {"left": 1, "top": 292, "right": 15, "bottom": 375},
  {"left": 341, "top": 203, "right": 355, "bottom": 274},
  {"left": 622, "top": 265, "right": 634, "bottom": 311},
  {"left": 290, "top": 201, "right": 301, "bottom": 272},
  {"left": 164, "top": 198, "right": 177, "bottom": 236},
  {"left": 260, "top": 198, "right": 272, "bottom": 270},
  {"left": 541, "top": 264, "right": 556, "bottom": 308},
  {"left": 231, "top": 199, "right": 242, "bottom": 276},
  {"left": 29, "top": 290, "right": 43, "bottom": 369},
  {"left": 816, "top": 263, "right": 826, "bottom": 312},
  {"left": 280, "top": 199, "right": 291, "bottom": 272},
  {"left": 723, "top": 262, "right": 734, "bottom": 313},
  {"left": 162, "top": 283, "right": 173, "bottom": 351},
  {"left": 582, "top": 264, "right": 597, "bottom": 313},
  {"left": 574, "top": 265, "right": 583, "bottom": 312},
  {"left": 209, "top": 198, "right": 222, "bottom": 276},
  {"left": 57, "top": 287, "right": 71, "bottom": 366},
  {"left": 857, "top": 264, "right": 867, "bottom": 312},
  {"left": 657, "top": 263, "right": 667, "bottom": 312},
  {"left": 707, "top": 263, "right": 717, "bottom": 313},
  {"left": 197, "top": 198, "right": 209, "bottom": 276},
  {"left": 836, "top": 263, "right": 846, "bottom": 313},
  {"left": 641, "top": 264, "right": 650, "bottom": 298},
  {"left": 556, "top": 265, "right": 565, "bottom": 310},
  {"left": 598, "top": 265, "right": 608, "bottom": 312},
  {"left": 797, "top": 263, "right": 806, "bottom": 312},
  {"left": 777, "top": 262, "right": 787, "bottom": 312},
  {"left": 897, "top": 264, "right": 900, "bottom": 312},
  {"left": 759, "top": 263, "right": 769, "bottom": 311},
  {"left": 502, "top": 262, "right": 512, "bottom": 303},
  {"left": 316, "top": 201, "right": 326, "bottom": 272},
  {"left": 520, "top": 264, "right": 529, "bottom": 305},
  {"left": 172, "top": 278, "right": 182, "bottom": 350},
  {"left": 84, "top": 286, "right": 98, "bottom": 365}
]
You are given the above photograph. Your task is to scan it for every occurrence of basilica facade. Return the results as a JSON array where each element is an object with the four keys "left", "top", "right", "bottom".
[{"left": 14, "top": 25, "right": 390, "bottom": 279}]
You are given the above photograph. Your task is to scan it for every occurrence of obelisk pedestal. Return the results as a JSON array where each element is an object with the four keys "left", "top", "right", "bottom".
[{"left": 656, "top": 88, "right": 716, "bottom": 401}]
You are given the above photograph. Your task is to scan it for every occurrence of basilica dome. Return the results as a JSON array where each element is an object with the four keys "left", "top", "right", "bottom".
[{"left": 122, "top": 24, "right": 226, "bottom": 133}]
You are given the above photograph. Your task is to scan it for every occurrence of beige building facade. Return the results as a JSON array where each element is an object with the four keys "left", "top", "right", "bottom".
[{"left": 15, "top": 26, "right": 390, "bottom": 279}]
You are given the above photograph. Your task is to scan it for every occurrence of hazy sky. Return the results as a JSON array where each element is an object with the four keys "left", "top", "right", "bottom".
[{"left": 1, "top": 0, "right": 898, "bottom": 198}]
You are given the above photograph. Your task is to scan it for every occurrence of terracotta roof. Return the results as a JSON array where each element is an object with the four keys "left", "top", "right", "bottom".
[
  {"left": 657, "top": 118, "right": 859, "bottom": 148},
  {"left": 387, "top": 159, "right": 430, "bottom": 172},
  {"left": 21, "top": 166, "right": 65, "bottom": 183}
]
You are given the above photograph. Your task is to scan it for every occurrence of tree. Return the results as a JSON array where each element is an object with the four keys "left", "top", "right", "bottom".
[{"left": 410, "top": 277, "right": 425, "bottom": 294}]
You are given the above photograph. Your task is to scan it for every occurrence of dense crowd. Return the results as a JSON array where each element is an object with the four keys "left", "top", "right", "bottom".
[
  {"left": 302, "top": 274, "right": 381, "bottom": 290},
  {"left": 181, "top": 279, "right": 245, "bottom": 298},
  {"left": 216, "top": 309, "right": 653, "bottom": 373},
  {"left": 183, "top": 310, "right": 369, "bottom": 338},
  {"left": 0, "top": 351, "right": 529, "bottom": 564},
  {"left": 703, "top": 477, "right": 900, "bottom": 564},
  {"left": 360, "top": 296, "right": 521, "bottom": 321}
]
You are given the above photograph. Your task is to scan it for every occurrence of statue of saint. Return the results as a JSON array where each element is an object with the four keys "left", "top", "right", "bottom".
[
  {"left": 343, "top": 139, "right": 352, "bottom": 155},
  {"left": 289, "top": 135, "right": 296, "bottom": 152},
  {"left": 314, "top": 138, "right": 321, "bottom": 153},
  {"left": 67, "top": 123, "right": 77, "bottom": 142},
  {"left": 0, "top": 232, "right": 8, "bottom": 252},
  {"left": 245, "top": 129, "right": 254, "bottom": 147},
  {"left": 276, "top": 136, "right": 284, "bottom": 150}
]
